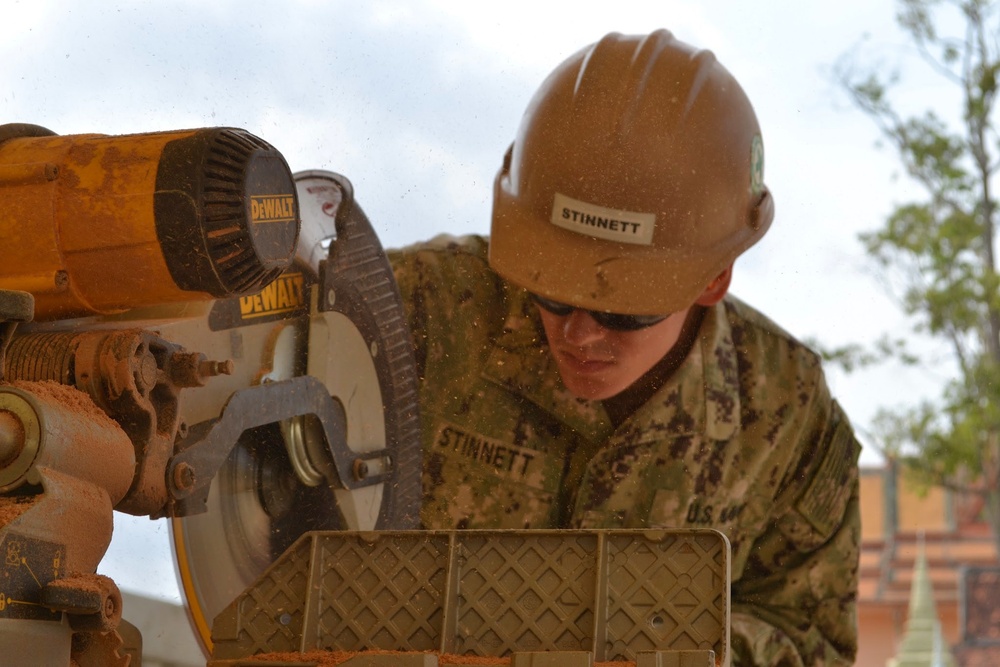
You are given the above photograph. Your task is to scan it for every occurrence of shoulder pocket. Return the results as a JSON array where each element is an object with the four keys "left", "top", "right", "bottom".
[{"left": 779, "top": 401, "right": 860, "bottom": 549}]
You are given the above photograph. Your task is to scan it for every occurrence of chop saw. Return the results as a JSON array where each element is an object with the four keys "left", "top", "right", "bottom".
[{"left": 0, "top": 124, "right": 421, "bottom": 665}]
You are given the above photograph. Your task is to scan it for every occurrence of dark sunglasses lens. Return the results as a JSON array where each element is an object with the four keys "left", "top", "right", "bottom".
[
  {"left": 592, "top": 312, "right": 668, "bottom": 331},
  {"left": 531, "top": 293, "right": 667, "bottom": 331},
  {"left": 530, "top": 294, "right": 575, "bottom": 316}
]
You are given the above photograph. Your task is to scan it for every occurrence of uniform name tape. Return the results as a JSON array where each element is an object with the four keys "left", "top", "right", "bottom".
[{"left": 435, "top": 423, "right": 537, "bottom": 480}]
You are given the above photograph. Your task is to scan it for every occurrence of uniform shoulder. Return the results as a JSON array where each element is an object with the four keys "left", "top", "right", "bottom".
[
  {"left": 388, "top": 233, "right": 510, "bottom": 332},
  {"left": 723, "top": 294, "right": 824, "bottom": 380},
  {"left": 724, "top": 295, "right": 817, "bottom": 352},
  {"left": 388, "top": 233, "right": 490, "bottom": 264},
  {"left": 388, "top": 234, "right": 515, "bottom": 306}
]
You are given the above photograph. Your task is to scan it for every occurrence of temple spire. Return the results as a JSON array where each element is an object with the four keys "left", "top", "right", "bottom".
[{"left": 887, "top": 534, "right": 955, "bottom": 667}]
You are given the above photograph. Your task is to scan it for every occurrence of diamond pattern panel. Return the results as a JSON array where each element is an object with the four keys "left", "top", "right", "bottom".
[
  {"left": 603, "top": 531, "right": 728, "bottom": 663},
  {"left": 314, "top": 533, "right": 451, "bottom": 651},
  {"left": 211, "top": 537, "right": 312, "bottom": 658},
  {"left": 454, "top": 532, "right": 598, "bottom": 656}
]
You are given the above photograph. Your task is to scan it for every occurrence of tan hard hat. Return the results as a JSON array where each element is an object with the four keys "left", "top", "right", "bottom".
[{"left": 489, "top": 29, "right": 774, "bottom": 315}]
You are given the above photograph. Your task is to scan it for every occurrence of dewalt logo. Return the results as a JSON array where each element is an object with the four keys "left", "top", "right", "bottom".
[
  {"left": 240, "top": 273, "right": 305, "bottom": 319},
  {"left": 250, "top": 194, "right": 296, "bottom": 224}
]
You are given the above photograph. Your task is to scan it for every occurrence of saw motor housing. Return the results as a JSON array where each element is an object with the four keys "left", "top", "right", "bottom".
[{"left": 0, "top": 123, "right": 300, "bottom": 320}]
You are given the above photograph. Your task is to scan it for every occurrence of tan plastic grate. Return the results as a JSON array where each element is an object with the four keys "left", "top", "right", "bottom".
[{"left": 211, "top": 530, "right": 729, "bottom": 665}]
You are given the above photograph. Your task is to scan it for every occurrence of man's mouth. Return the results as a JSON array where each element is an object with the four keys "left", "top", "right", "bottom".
[{"left": 557, "top": 349, "right": 614, "bottom": 374}]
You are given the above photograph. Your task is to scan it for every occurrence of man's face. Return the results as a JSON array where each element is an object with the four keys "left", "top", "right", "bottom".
[{"left": 537, "top": 305, "right": 692, "bottom": 400}]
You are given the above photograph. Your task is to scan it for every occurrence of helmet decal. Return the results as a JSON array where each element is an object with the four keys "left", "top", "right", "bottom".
[
  {"left": 550, "top": 192, "right": 656, "bottom": 246},
  {"left": 750, "top": 134, "right": 764, "bottom": 196}
]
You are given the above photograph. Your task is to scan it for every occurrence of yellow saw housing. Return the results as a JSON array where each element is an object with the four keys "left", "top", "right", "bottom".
[{"left": 0, "top": 124, "right": 300, "bottom": 320}]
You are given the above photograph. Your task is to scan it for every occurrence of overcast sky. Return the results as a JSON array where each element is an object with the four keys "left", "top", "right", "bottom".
[{"left": 2, "top": 0, "right": 967, "bottom": 608}]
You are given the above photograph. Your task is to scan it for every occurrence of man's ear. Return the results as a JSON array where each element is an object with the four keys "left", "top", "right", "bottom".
[{"left": 694, "top": 263, "right": 733, "bottom": 306}]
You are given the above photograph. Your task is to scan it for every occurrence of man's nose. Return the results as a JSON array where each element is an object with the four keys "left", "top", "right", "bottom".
[{"left": 562, "top": 309, "right": 607, "bottom": 346}]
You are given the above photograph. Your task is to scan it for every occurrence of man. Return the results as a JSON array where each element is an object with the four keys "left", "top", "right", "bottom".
[{"left": 388, "top": 30, "right": 860, "bottom": 667}]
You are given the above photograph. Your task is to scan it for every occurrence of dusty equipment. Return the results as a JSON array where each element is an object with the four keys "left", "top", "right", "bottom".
[{"left": 0, "top": 124, "right": 421, "bottom": 665}]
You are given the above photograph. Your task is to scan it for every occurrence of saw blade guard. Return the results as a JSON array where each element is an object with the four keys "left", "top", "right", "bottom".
[{"left": 170, "top": 170, "right": 421, "bottom": 656}]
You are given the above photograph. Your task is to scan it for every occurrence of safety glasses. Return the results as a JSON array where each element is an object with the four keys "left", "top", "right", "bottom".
[{"left": 530, "top": 293, "right": 669, "bottom": 331}]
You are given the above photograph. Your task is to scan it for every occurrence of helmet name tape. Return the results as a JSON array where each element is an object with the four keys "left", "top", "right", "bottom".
[{"left": 550, "top": 193, "right": 655, "bottom": 246}]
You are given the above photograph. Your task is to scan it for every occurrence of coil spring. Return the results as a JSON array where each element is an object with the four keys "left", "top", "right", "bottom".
[{"left": 4, "top": 332, "right": 80, "bottom": 385}]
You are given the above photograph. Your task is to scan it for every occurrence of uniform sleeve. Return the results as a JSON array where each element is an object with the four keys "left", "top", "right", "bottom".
[{"left": 729, "top": 399, "right": 861, "bottom": 667}]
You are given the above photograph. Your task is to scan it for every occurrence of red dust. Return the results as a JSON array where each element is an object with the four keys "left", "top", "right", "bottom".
[
  {"left": 236, "top": 651, "right": 635, "bottom": 667},
  {"left": 10, "top": 379, "right": 119, "bottom": 432}
]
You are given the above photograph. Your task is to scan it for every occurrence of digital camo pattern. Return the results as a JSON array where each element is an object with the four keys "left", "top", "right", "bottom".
[{"left": 387, "top": 234, "right": 861, "bottom": 667}]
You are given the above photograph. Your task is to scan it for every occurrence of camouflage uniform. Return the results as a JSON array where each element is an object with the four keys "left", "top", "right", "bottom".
[{"left": 388, "top": 234, "right": 861, "bottom": 667}]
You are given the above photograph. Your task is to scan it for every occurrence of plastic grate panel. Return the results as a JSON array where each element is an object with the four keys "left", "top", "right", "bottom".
[
  {"left": 603, "top": 532, "right": 728, "bottom": 660},
  {"left": 211, "top": 538, "right": 313, "bottom": 657},
  {"left": 454, "top": 532, "right": 598, "bottom": 656},
  {"left": 314, "top": 533, "right": 451, "bottom": 652},
  {"left": 210, "top": 529, "right": 729, "bottom": 665}
]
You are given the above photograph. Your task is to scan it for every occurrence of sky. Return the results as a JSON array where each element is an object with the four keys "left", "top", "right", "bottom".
[{"left": 0, "top": 0, "right": 970, "bottom": 614}]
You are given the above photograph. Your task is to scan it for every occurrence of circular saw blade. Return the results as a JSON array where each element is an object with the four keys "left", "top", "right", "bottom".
[
  {"left": 170, "top": 324, "right": 385, "bottom": 651},
  {"left": 171, "top": 170, "right": 421, "bottom": 655}
]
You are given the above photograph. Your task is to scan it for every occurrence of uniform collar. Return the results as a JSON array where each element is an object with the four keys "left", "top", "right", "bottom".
[
  {"left": 619, "top": 300, "right": 741, "bottom": 443},
  {"left": 482, "top": 292, "right": 741, "bottom": 444}
]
